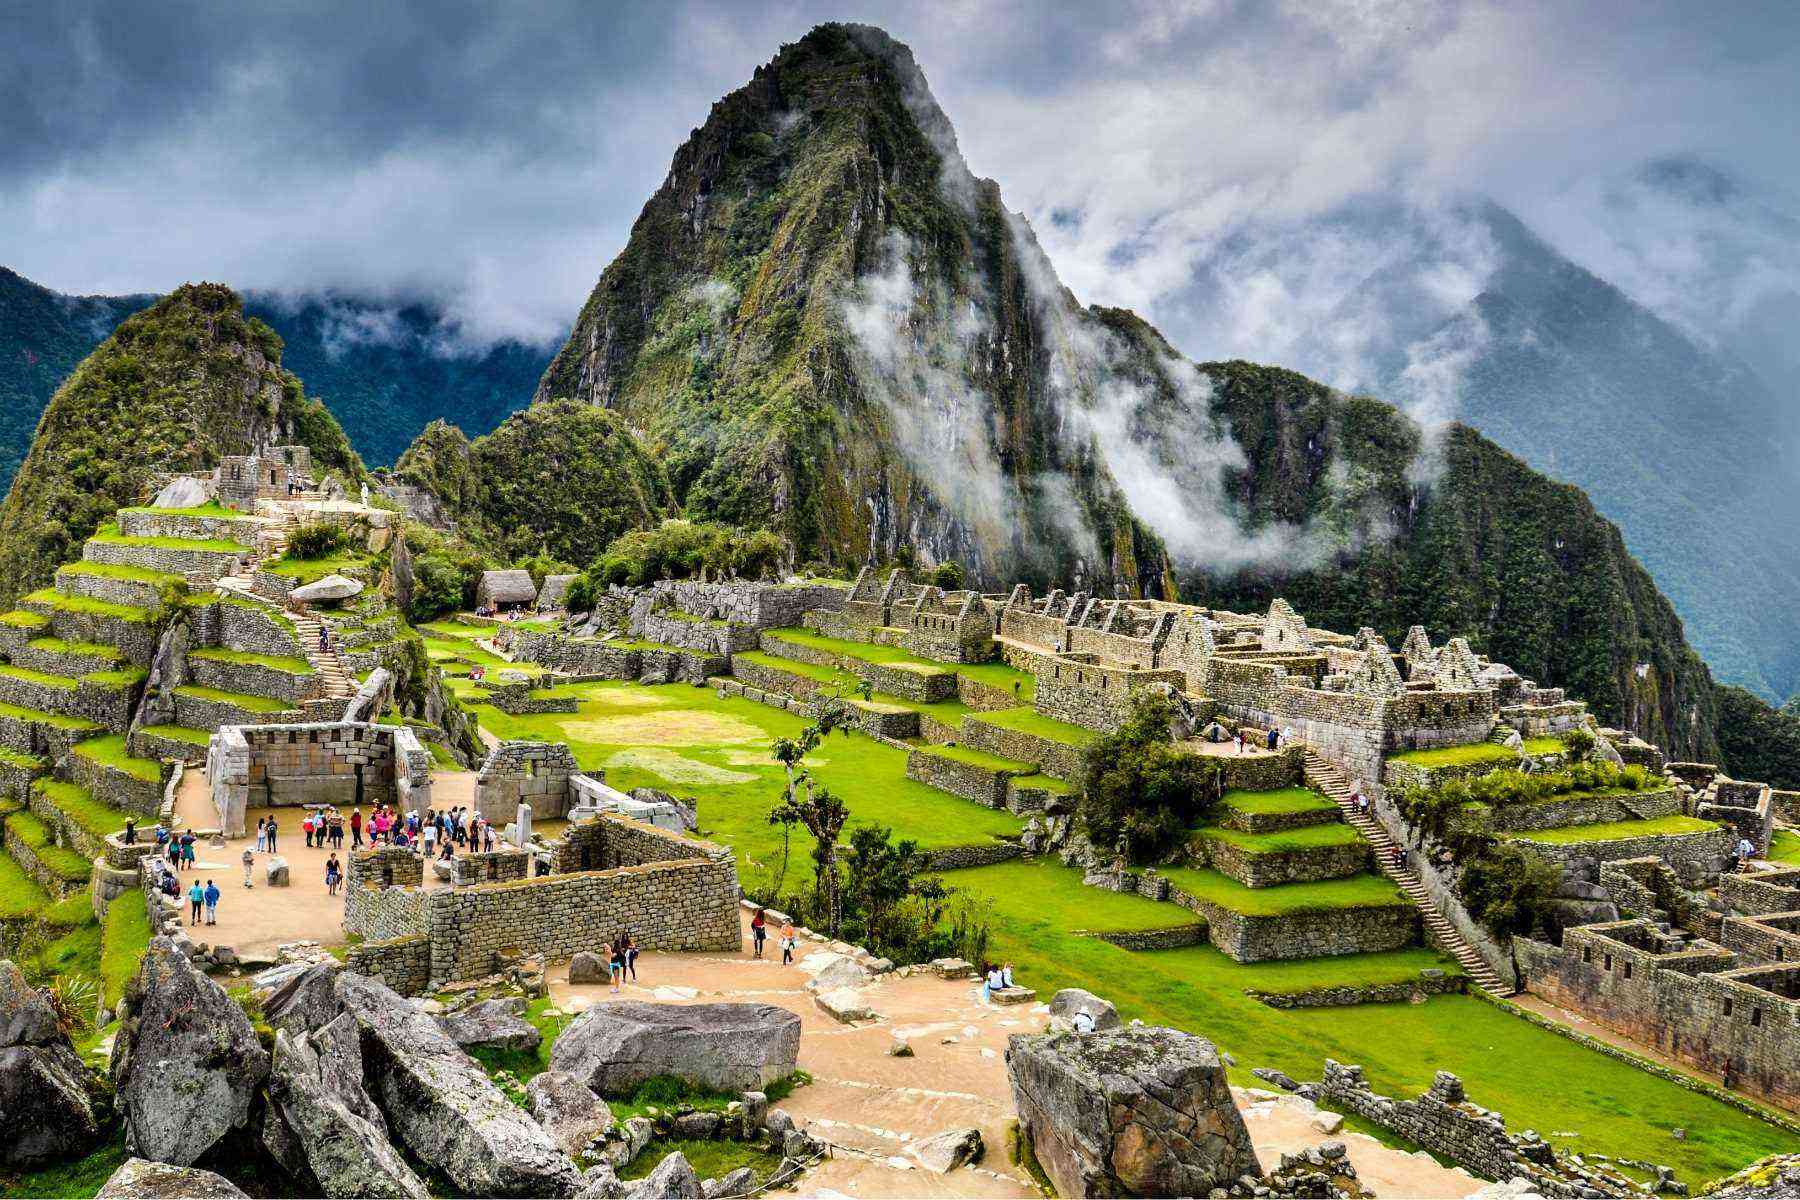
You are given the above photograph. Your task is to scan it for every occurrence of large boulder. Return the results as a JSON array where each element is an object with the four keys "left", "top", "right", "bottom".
[
  {"left": 1007, "top": 1025, "right": 1260, "bottom": 1199},
  {"left": 152, "top": 476, "right": 213, "bottom": 510},
  {"left": 96, "top": 1159, "right": 246, "bottom": 1198},
  {"left": 569, "top": 950, "right": 607, "bottom": 984},
  {"left": 627, "top": 1151, "right": 702, "bottom": 1199},
  {"left": 550, "top": 1002, "right": 800, "bottom": 1096},
  {"left": 437, "top": 998, "right": 542, "bottom": 1052},
  {"left": 909, "top": 1127, "right": 983, "bottom": 1173},
  {"left": 1048, "top": 987, "right": 1121, "bottom": 1033},
  {"left": 0, "top": 960, "right": 101, "bottom": 1167},
  {"left": 803, "top": 953, "right": 870, "bottom": 992},
  {"left": 263, "top": 961, "right": 343, "bottom": 1038},
  {"left": 264, "top": 1013, "right": 429, "bottom": 1198},
  {"left": 111, "top": 938, "right": 271, "bottom": 1167},
  {"left": 528, "top": 1070, "right": 616, "bottom": 1158},
  {"left": 336, "top": 972, "right": 582, "bottom": 1197}
]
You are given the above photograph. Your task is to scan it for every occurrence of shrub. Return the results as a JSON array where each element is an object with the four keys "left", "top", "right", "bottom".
[
  {"left": 929, "top": 561, "right": 965, "bottom": 590},
  {"left": 1460, "top": 843, "right": 1562, "bottom": 938},
  {"left": 408, "top": 552, "right": 481, "bottom": 623},
  {"left": 285, "top": 520, "right": 348, "bottom": 560},
  {"left": 1078, "top": 693, "right": 1217, "bottom": 864},
  {"left": 1562, "top": 727, "right": 1596, "bottom": 761},
  {"left": 586, "top": 519, "right": 789, "bottom": 588}
]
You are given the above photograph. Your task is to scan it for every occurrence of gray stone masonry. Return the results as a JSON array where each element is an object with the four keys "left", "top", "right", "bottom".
[
  {"left": 473, "top": 740, "right": 579, "bottom": 823},
  {"left": 208, "top": 721, "right": 431, "bottom": 837}
]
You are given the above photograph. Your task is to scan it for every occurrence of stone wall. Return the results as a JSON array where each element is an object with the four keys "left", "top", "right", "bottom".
[
  {"left": 215, "top": 599, "right": 304, "bottom": 658},
  {"left": 184, "top": 654, "right": 321, "bottom": 705},
  {"left": 1032, "top": 657, "right": 1184, "bottom": 734},
  {"left": 343, "top": 933, "right": 431, "bottom": 996},
  {"left": 920, "top": 841, "right": 1024, "bottom": 871},
  {"left": 1517, "top": 922, "right": 1800, "bottom": 1113},
  {"left": 638, "top": 580, "right": 845, "bottom": 629},
  {"left": 117, "top": 509, "right": 264, "bottom": 543},
  {"left": 1189, "top": 832, "right": 1369, "bottom": 888},
  {"left": 957, "top": 717, "right": 1086, "bottom": 782},
  {"left": 1512, "top": 824, "right": 1734, "bottom": 876},
  {"left": 1721, "top": 912, "right": 1800, "bottom": 967},
  {"left": 28, "top": 605, "right": 157, "bottom": 667},
  {"left": 474, "top": 740, "right": 579, "bottom": 823},
  {"left": 1159, "top": 878, "right": 1417, "bottom": 962},
  {"left": 82, "top": 538, "right": 245, "bottom": 583},
  {"left": 636, "top": 614, "right": 758, "bottom": 657},
  {"left": 1721, "top": 868, "right": 1800, "bottom": 917},
  {"left": 904, "top": 748, "right": 1022, "bottom": 809},
  {"left": 1481, "top": 787, "right": 1682, "bottom": 833},
  {"left": 208, "top": 721, "right": 431, "bottom": 837},
  {"left": 61, "top": 749, "right": 164, "bottom": 816},
  {"left": 171, "top": 689, "right": 301, "bottom": 731},
  {"left": 0, "top": 671, "right": 137, "bottom": 733}
]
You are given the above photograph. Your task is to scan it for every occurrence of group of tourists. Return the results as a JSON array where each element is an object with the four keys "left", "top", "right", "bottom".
[
  {"left": 1197, "top": 721, "right": 1294, "bottom": 754},
  {"left": 748, "top": 908, "right": 800, "bottom": 965},
  {"left": 403, "top": 805, "right": 497, "bottom": 859},
  {"left": 604, "top": 933, "right": 640, "bottom": 993},
  {"left": 140, "top": 824, "right": 200, "bottom": 872},
  {"left": 980, "top": 961, "right": 1018, "bottom": 1003}
]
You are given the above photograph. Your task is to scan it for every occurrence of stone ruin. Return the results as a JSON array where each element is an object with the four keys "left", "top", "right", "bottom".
[
  {"left": 216, "top": 445, "right": 313, "bottom": 510},
  {"left": 206, "top": 719, "right": 433, "bottom": 838},
  {"left": 471, "top": 740, "right": 688, "bottom": 833}
]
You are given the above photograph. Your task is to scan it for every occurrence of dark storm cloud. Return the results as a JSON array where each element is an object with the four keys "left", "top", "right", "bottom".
[{"left": 1, "top": 1, "right": 1796, "bottom": 359}]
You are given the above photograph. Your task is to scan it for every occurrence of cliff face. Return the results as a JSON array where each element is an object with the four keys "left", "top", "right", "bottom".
[
  {"left": 0, "top": 282, "right": 362, "bottom": 605},
  {"left": 536, "top": 23, "right": 1171, "bottom": 597}
]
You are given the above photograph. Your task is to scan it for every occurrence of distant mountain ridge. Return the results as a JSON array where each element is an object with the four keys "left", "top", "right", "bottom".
[{"left": 0, "top": 269, "right": 553, "bottom": 482}]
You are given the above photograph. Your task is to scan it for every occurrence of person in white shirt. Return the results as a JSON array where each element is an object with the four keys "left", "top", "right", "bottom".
[{"left": 1072, "top": 1010, "right": 1096, "bottom": 1034}]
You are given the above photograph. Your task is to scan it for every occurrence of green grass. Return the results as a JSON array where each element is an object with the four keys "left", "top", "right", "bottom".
[
  {"left": 88, "top": 527, "right": 250, "bottom": 553},
  {"left": 26, "top": 636, "right": 122, "bottom": 662},
  {"left": 1221, "top": 786, "right": 1339, "bottom": 816},
  {"left": 0, "top": 664, "right": 76, "bottom": 691},
  {"left": 1769, "top": 829, "right": 1800, "bottom": 864},
  {"left": 118, "top": 502, "right": 246, "bottom": 518},
  {"left": 0, "top": 848, "right": 49, "bottom": 918},
  {"left": 1389, "top": 742, "right": 1518, "bottom": 768},
  {"left": 188, "top": 648, "right": 315, "bottom": 675},
  {"left": 262, "top": 550, "right": 370, "bottom": 581},
  {"left": 101, "top": 895, "right": 152, "bottom": 1007},
  {"left": 140, "top": 724, "right": 214, "bottom": 747},
  {"left": 419, "top": 620, "right": 498, "bottom": 639},
  {"left": 0, "top": 1136, "right": 129, "bottom": 1198},
  {"left": 71, "top": 735, "right": 162, "bottom": 783},
  {"left": 618, "top": 1139, "right": 783, "bottom": 1185},
  {"left": 172, "top": 685, "right": 294, "bottom": 714},
  {"left": 58, "top": 560, "right": 186, "bottom": 587},
  {"left": 464, "top": 995, "right": 574, "bottom": 1082},
  {"left": 0, "top": 699, "right": 102, "bottom": 732},
  {"left": 79, "top": 667, "right": 147, "bottom": 690},
  {"left": 1160, "top": 865, "right": 1406, "bottom": 916},
  {"left": 6, "top": 811, "right": 93, "bottom": 881},
  {"left": 913, "top": 743, "right": 1033, "bottom": 772},
  {"left": 39, "top": 888, "right": 94, "bottom": 928},
  {"left": 1010, "top": 772, "right": 1070, "bottom": 795},
  {"left": 1509, "top": 816, "right": 1724, "bottom": 845},
  {"left": 940, "top": 855, "right": 1793, "bottom": 1185},
  {"left": 952, "top": 857, "right": 1201, "bottom": 935},
  {"left": 1195, "top": 823, "right": 1364, "bottom": 854},
  {"left": 33, "top": 779, "right": 131, "bottom": 841},
  {"left": 764, "top": 627, "right": 1039, "bottom": 699},
  {"left": 425, "top": 741, "right": 463, "bottom": 769},
  {"left": 22, "top": 588, "right": 152, "bottom": 623},
  {"left": 964, "top": 705, "right": 1097, "bottom": 746},
  {"left": 733, "top": 650, "right": 972, "bottom": 723},
  {"left": 0, "top": 610, "right": 49, "bottom": 629},
  {"left": 0, "top": 746, "right": 47, "bottom": 772},
  {"left": 468, "top": 681, "right": 1021, "bottom": 888}
]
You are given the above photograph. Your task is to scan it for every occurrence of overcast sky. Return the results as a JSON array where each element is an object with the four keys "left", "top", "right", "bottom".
[{"left": 4, "top": 0, "right": 1797, "bottom": 365}]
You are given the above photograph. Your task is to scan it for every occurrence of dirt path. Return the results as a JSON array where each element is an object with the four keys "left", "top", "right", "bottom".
[{"left": 548, "top": 914, "right": 1487, "bottom": 1199}]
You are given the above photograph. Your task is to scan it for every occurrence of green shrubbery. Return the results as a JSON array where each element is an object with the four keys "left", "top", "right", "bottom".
[
  {"left": 1077, "top": 693, "right": 1218, "bottom": 863},
  {"left": 564, "top": 520, "right": 788, "bottom": 611},
  {"left": 284, "top": 520, "right": 349, "bottom": 560}
]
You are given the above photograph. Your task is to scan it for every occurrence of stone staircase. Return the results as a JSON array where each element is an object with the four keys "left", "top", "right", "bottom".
[
  {"left": 1302, "top": 750, "right": 1512, "bottom": 996},
  {"left": 289, "top": 612, "right": 357, "bottom": 700}
]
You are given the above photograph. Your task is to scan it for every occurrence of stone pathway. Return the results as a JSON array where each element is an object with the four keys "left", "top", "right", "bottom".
[{"left": 290, "top": 610, "right": 357, "bottom": 698}]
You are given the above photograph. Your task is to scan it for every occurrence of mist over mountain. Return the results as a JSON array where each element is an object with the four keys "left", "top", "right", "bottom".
[{"left": 0, "top": 271, "right": 552, "bottom": 484}]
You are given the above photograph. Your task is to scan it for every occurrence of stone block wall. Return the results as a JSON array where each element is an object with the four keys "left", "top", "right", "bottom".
[
  {"left": 1721, "top": 912, "right": 1800, "bottom": 966},
  {"left": 1189, "top": 833, "right": 1369, "bottom": 888},
  {"left": 343, "top": 933, "right": 431, "bottom": 996},
  {"left": 61, "top": 749, "right": 164, "bottom": 816},
  {"left": 208, "top": 722, "right": 429, "bottom": 837},
  {"left": 1482, "top": 787, "right": 1681, "bottom": 833},
  {"left": 0, "top": 705, "right": 101, "bottom": 761},
  {"left": 117, "top": 509, "right": 264, "bottom": 543},
  {"left": 1165, "top": 883, "right": 1418, "bottom": 962},
  {"left": 998, "top": 609, "right": 1069, "bottom": 653},
  {"left": 1211, "top": 749, "right": 1303, "bottom": 793},
  {"left": 82, "top": 538, "right": 246, "bottom": 583},
  {"left": 55, "top": 567, "right": 173, "bottom": 611},
  {"left": 473, "top": 740, "right": 578, "bottom": 823},
  {"left": 728, "top": 654, "right": 825, "bottom": 703},
  {"left": 28, "top": 605, "right": 157, "bottom": 667},
  {"left": 920, "top": 841, "right": 1024, "bottom": 870},
  {"left": 185, "top": 654, "right": 321, "bottom": 705},
  {"left": 0, "top": 672, "right": 137, "bottom": 733},
  {"left": 1721, "top": 869, "right": 1800, "bottom": 917},
  {"left": 957, "top": 716, "right": 1086, "bottom": 782},
  {"left": 1513, "top": 825, "right": 1734, "bottom": 877},
  {"left": 215, "top": 599, "right": 305, "bottom": 658},
  {"left": 641, "top": 580, "right": 845, "bottom": 629},
  {"left": 636, "top": 614, "right": 757, "bottom": 656},
  {"left": 955, "top": 674, "right": 1024, "bottom": 711},
  {"left": 1034, "top": 657, "right": 1185, "bottom": 734},
  {"left": 7, "top": 639, "right": 118, "bottom": 676},
  {"left": 171, "top": 689, "right": 300, "bottom": 731},
  {"left": 451, "top": 849, "right": 531, "bottom": 885},
  {"left": 904, "top": 748, "right": 1022, "bottom": 809}
]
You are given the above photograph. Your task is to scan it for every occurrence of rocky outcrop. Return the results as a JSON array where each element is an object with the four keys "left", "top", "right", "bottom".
[
  {"left": 528, "top": 1069, "right": 617, "bottom": 1158},
  {"left": 336, "top": 972, "right": 582, "bottom": 1197},
  {"left": 112, "top": 938, "right": 271, "bottom": 1167},
  {"left": 264, "top": 1013, "right": 429, "bottom": 1199},
  {"left": 263, "top": 960, "right": 343, "bottom": 1038},
  {"left": 550, "top": 1002, "right": 800, "bottom": 1095},
  {"left": 1007, "top": 1025, "right": 1260, "bottom": 1198},
  {"left": 95, "top": 1159, "right": 247, "bottom": 1199},
  {"left": 1048, "top": 987, "right": 1121, "bottom": 1033},
  {"left": 626, "top": 1151, "right": 702, "bottom": 1199},
  {"left": 569, "top": 951, "right": 607, "bottom": 984},
  {"left": 0, "top": 960, "right": 101, "bottom": 1167},
  {"left": 437, "top": 997, "right": 543, "bottom": 1052}
]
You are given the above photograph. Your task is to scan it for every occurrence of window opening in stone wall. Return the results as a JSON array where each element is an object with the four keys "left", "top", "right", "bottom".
[
  {"left": 1725, "top": 998, "right": 1735, "bottom": 1016},
  {"left": 1750, "top": 1007, "right": 1762, "bottom": 1027},
  {"left": 1623, "top": 962, "right": 1633, "bottom": 980},
  {"left": 1604, "top": 954, "right": 1613, "bottom": 971}
]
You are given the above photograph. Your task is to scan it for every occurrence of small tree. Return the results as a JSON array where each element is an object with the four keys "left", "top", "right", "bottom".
[
  {"left": 929, "top": 560, "right": 965, "bottom": 591},
  {"left": 768, "top": 702, "right": 854, "bottom": 934},
  {"left": 1077, "top": 692, "right": 1215, "bottom": 864}
]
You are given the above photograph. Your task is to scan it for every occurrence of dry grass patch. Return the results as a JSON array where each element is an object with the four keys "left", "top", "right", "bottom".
[
  {"left": 563, "top": 710, "right": 766, "bottom": 747},
  {"left": 604, "top": 749, "right": 757, "bottom": 786}
]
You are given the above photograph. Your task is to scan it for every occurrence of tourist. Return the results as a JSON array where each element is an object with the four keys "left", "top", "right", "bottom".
[
  {"left": 318, "top": 627, "right": 329, "bottom": 653},
  {"left": 161, "top": 871, "right": 180, "bottom": 900},
  {"left": 1266, "top": 726, "right": 1280, "bottom": 750},
  {"left": 779, "top": 919, "right": 797, "bottom": 966},
  {"left": 166, "top": 838, "right": 181, "bottom": 872},
  {"left": 242, "top": 848, "right": 254, "bottom": 888},
  {"left": 482, "top": 822, "right": 495, "bottom": 853},
  {"left": 1736, "top": 837, "right": 1757, "bottom": 871},
  {"left": 622, "top": 931, "right": 638, "bottom": 982},
  {"left": 1072, "top": 1009, "right": 1096, "bottom": 1034},
  {"left": 255, "top": 817, "right": 268, "bottom": 853},
  {"left": 1234, "top": 728, "right": 1246, "bottom": 755},
  {"left": 394, "top": 828, "right": 409, "bottom": 849},
  {"left": 203, "top": 879, "right": 220, "bottom": 925},
  {"left": 266, "top": 818, "right": 279, "bottom": 854},
  {"left": 181, "top": 830, "right": 197, "bottom": 870},
  {"left": 751, "top": 908, "right": 767, "bottom": 958},
  {"left": 154, "top": 824, "right": 169, "bottom": 851},
  {"left": 187, "top": 880, "right": 204, "bottom": 925},
  {"left": 439, "top": 833, "right": 454, "bottom": 863},
  {"left": 422, "top": 818, "right": 438, "bottom": 857},
  {"left": 1282, "top": 725, "right": 1295, "bottom": 748},
  {"left": 325, "top": 854, "right": 342, "bottom": 896},
  {"left": 303, "top": 812, "right": 315, "bottom": 848},
  {"left": 608, "top": 938, "right": 625, "bottom": 993},
  {"left": 350, "top": 807, "right": 363, "bottom": 848},
  {"left": 123, "top": 818, "right": 137, "bottom": 845},
  {"left": 981, "top": 962, "right": 1002, "bottom": 1004},
  {"left": 1001, "top": 961, "right": 1015, "bottom": 989}
]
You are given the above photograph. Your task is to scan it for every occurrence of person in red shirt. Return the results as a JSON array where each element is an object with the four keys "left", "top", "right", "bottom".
[{"left": 350, "top": 808, "right": 363, "bottom": 848}]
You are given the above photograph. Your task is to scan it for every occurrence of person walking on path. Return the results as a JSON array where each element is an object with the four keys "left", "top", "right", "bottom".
[
  {"left": 242, "top": 848, "right": 254, "bottom": 889},
  {"left": 622, "top": 931, "right": 638, "bottom": 982},
  {"left": 751, "top": 908, "right": 767, "bottom": 958},
  {"left": 266, "top": 818, "right": 279, "bottom": 855},
  {"left": 779, "top": 919, "right": 797, "bottom": 966},
  {"left": 325, "top": 854, "right": 342, "bottom": 896},
  {"left": 422, "top": 819, "right": 438, "bottom": 858},
  {"left": 350, "top": 808, "right": 363, "bottom": 848},
  {"left": 187, "top": 880, "right": 204, "bottom": 925},
  {"left": 203, "top": 879, "right": 220, "bottom": 925},
  {"left": 608, "top": 937, "right": 626, "bottom": 994},
  {"left": 181, "top": 831, "right": 196, "bottom": 871}
]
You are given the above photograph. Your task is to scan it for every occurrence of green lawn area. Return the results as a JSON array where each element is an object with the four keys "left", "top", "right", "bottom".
[
  {"left": 80, "top": 667, "right": 148, "bottom": 690},
  {"left": 950, "top": 857, "right": 1201, "bottom": 935},
  {"left": 34, "top": 779, "right": 131, "bottom": 840},
  {"left": 1509, "top": 816, "right": 1724, "bottom": 845},
  {"left": 0, "top": 746, "right": 46, "bottom": 773},
  {"left": 101, "top": 894, "right": 152, "bottom": 1008},
  {"left": 0, "top": 610, "right": 50, "bottom": 630},
  {"left": 26, "top": 636, "right": 121, "bottom": 662},
  {"left": 939, "top": 855, "right": 1791, "bottom": 1184},
  {"left": 173, "top": 685, "right": 295, "bottom": 713},
  {"left": 467, "top": 681, "right": 1021, "bottom": 892},
  {"left": 0, "top": 664, "right": 76, "bottom": 690},
  {"left": 88, "top": 526, "right": 250, "bottom": 553},
  {"left": 0, "top": 847, "right": 49, "bottom": 919},
  {"left": 964, "top": 705, "right": 1097, "bottom": 746},
  {"left": 733, "top": 650, "right": 974, "bottom": 725},
  {"left": 71, "top": 735, "right": 162, "bottom": 783},
  {"left": 763, "top": 627, "right": 1039, "bottom": 699},
  {"left": 1194, "top": 823, "right": 1365, "bottom": 854},
  {"left": 618, "top": 1140, "right": 782, "bottom": 1186},
  {"left": 418, "top": 620, "right": 497, "bottom": 639},
  {"left": 23, "top": 588, "right": 152, "bottom": 623},
  {"left": 1769, "top": 829, "right": 1800, "bottom": 864},
  {"left": 59, "top": 560, "right": 186, "bottom": 587},
  {"left": 262, "top": 551, "right": 371, "bottom": 581},
  {"left": 1010, "top": 772, "right": 1070, "bottom": 795},
  {"left": 911, "top": 743, "right": 1033, "bottom": 772},
  {"left": 118, "top": 502, "right": 245, "bottom": 518},
  {"left": 140, "top": 723, "right": 213, "bottom": 747},
  {"left": 1160, "top": 864, "right": 1405, "bottom": 915},
  {"left": 1388, "top": 741, "right": 1515, "bottom": 768},
  {"left": 6, "top": 811, "right": 92, "bottom": 882},
  {"left": 188, "top": 648, "right": 315, "bottom": 675},
  {"left": 1221, "top": 786, "right": 1339, "bottom": 816}
]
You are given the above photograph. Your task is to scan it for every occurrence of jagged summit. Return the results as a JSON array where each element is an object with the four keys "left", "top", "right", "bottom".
[{"left": 0, "top": 282, "right": 362, "bottom": 604}]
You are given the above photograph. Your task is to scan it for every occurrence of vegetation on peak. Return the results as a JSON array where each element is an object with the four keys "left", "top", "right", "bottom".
[{"left": 0, "top": 282, "right": 364, "bottom": 607}]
